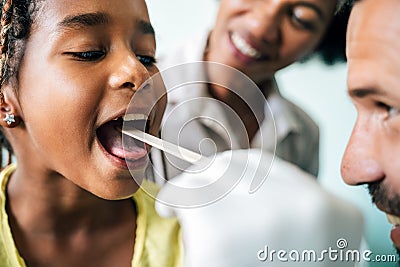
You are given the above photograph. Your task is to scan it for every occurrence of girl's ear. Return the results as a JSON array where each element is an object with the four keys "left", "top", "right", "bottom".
[{"left": 0, "top": 85, "right": 22, "bottom": 128}]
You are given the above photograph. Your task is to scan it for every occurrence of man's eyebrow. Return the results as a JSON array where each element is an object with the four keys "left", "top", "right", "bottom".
[
  {"left": 349, "top": 88, "right": 387, "bottom": 98},
  {"left": 57, "top": 12, "right": 110, "bottom": 30},
  {"left": 138, "top": 20, "right": 155, "bottom": 35}
]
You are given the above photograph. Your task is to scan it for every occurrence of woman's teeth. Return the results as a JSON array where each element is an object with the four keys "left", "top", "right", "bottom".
[
  {"left": 387, "top": 214, "right": 400, "bottom": 226},
  {"left": 231, "top": 32, "right": 261, "bottom": 59}
]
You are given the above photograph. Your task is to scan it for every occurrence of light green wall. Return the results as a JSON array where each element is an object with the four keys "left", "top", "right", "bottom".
[{"left": 145, "top": 1, "right": 396, "bottom": 265}]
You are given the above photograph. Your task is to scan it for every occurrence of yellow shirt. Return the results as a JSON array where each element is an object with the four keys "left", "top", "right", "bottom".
[{"left": 0, "top": 164, "right": 182, "bottom": 267}]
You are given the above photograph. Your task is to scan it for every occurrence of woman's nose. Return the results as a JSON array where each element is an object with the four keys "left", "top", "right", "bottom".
[
  {"left": 108, "top": 51, "right": 150, "bottom": 92},
  {"left": 341, "top": 118, "right": 384, "bottom": 185},
  {"left": 248, "top": 1, "right": 281, "bottom": 45}
]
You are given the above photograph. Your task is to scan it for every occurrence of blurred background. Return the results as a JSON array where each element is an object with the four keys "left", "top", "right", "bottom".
[{"left": 145, "top": 0, "right": 395, "bottom": 266}]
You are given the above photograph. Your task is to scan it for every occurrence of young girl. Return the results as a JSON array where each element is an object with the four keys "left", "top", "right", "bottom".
[{"left": 0, "top": 0, "right": 181, "bottom": 266}]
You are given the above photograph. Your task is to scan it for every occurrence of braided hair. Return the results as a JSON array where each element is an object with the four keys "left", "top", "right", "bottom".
[{"left": 0, "top": 0, "right": 38, "bottom": 167}]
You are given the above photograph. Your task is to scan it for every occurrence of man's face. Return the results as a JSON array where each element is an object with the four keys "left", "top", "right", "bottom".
[{"left": 341, "top": 0, "right": 400, "bottom": 249}]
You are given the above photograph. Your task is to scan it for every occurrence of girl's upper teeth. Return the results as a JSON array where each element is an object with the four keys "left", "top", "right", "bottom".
[
  {"left": 387, "top": 213, "right": 400, "bottom": 226},
  {"left": 124, "top": 114, "right": 148, "bottom": 122},
  {"left": 231, "top": 33, "right": 261, "bottom": 59}
]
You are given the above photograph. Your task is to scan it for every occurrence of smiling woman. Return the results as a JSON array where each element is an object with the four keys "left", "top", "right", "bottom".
[
  {"left": 0, "top": 0, "right": 181, "bottom": 266},
  {"left": 151, "top": 0, "right": 351, "bottom": 181}
]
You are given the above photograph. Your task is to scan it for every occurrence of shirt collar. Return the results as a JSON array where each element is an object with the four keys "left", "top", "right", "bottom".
[{"left": 263, "top": 80, "right": 302, "bottom": 140}]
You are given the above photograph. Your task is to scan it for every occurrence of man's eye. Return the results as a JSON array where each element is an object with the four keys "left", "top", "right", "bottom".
[
  {"left": 136, "top": 55, "right": 156, "bottom": 66},
  {"left": 388, "top": 107, "right": 400, "bottom": 118},
  {"left": 68, "top": 51, "right": 105, "bottom": 61},
  {"left": 376, "top": 102, "right": 400, "bottom": 118}
]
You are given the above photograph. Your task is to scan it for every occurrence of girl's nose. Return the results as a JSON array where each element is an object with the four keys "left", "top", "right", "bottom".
[{"left": 108, "top": 52, "right": 150, "bottom": 92}]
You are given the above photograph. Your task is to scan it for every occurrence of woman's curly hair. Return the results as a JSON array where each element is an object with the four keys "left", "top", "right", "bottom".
[
  {"left": 0, "top": 0, "right": 38, "bottom": 167},
  {"left": 312, "top": 3, "right": 352, "bottom": 65}
]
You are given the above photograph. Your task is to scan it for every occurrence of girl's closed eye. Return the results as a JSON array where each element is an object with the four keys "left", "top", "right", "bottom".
[
  {"left": 65, "top": 50, "right": 106, "bottom": 61},
  {"left": 64, "top": 50, "right": 156, "bottom": 66},
  {"left": 136, "top": 55, "right": 157, "bottom": 67}
]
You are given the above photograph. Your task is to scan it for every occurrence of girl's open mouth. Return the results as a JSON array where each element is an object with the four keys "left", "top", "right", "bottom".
[{"left": 96, "top": 115, "right": 150, "bottom": 168}]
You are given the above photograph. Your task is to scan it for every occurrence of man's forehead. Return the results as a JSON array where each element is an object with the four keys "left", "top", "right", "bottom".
[
  {"left": 347, "top": 0, "right": 400, "bottom": 54},
  {"left": 346, "top": 0, "right": 400, "bottom": 96},
  {"left": 351, "top": 0, "right": 400, "bottom": 27}
]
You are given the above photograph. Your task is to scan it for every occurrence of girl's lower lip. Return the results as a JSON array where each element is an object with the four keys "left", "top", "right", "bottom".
[
  {"left": 125, "top": 155, "right": 149, "bottom": 169},
  {"left": 390, "top": 225, "right": 400, "bottom": 249},
  {"left": 97, "top": 138, "right": 148, "bottom": 170}
]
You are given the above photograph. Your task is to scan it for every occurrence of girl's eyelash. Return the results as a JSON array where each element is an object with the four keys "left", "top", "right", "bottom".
[
  {"left": 65, "top": 51, "right": 156, "bottom": 66},
  {"left": 136, "top": 55, "right": 157, "bottom": 66},
  {"left": 66, "top": 51, "right": 105, "bottom": 61}
]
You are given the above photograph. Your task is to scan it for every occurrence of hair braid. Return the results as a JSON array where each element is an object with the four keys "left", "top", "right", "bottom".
[
  {"left": 0, "top": 0, "right": 36, "bottom": 168},
  {"left": 0, "top": 0, "right": 14, "bottom": 168},
  {"left": 0, "top": 0, "right": 13, "bottom": 89}
]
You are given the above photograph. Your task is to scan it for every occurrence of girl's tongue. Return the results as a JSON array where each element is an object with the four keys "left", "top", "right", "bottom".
[{"left": 97, "top": 119, "right": 147, "bottom": 161}]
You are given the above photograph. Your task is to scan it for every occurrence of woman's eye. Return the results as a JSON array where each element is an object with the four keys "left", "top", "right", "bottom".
[
  {"left": 68, "top": 51, "right": 105, "bottom": 61},
  {"left": 291, "top": 16, "right": 315, "bottom": 31},
  {"left": 290, "top": 8, "right": 318, "bottom": 31},
  {"left": 136, "top": 55, "right": 156, "bottom": 66}
]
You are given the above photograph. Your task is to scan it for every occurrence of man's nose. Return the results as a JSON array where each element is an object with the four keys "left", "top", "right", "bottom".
[{"left": 341, "top": 117, "right": 384, "bottom": 185}]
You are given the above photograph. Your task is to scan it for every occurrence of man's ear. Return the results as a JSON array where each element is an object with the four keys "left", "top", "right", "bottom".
[{"left": 0, "top": 85, "right": 22, "bottom": 128}]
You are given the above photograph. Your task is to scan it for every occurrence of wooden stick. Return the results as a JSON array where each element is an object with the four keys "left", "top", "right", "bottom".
[{"left": 122, "top": 129, "right": 206, "bottom": 164}]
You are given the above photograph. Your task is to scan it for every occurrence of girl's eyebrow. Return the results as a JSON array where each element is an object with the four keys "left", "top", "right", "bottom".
[
  {"left": 138, "top": 20, "right": 155, "bottom": 35},
  {"left": 56, "top": 12, "right": 155, "bottom": 36},
  {"left": 57, "top": 12, "right": 110, "bottom": 30}
]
